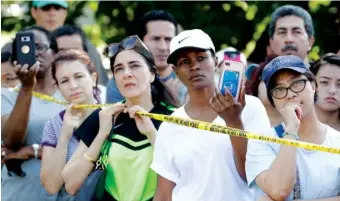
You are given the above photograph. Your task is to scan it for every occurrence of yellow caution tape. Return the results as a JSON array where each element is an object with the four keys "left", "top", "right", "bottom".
[
  {"left": 138, "top": 112, "right": 340, "bottom": 154},
  {"left": 12, "top": 88, "right": 110, "bottom": 108},
  {"left": 11, "top": 87, "right": 340, "bottom": 154}
]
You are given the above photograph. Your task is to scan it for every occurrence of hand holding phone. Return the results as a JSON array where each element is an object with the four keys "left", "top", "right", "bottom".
[
  {"left": 13, "top": 61, "right": 40, "bottom": 88},
  {"left": 218, "top": 60, "right": 245, "bottom": 100},
  {"left": 12, "top": 31, "right": 36, "bottom": 67}
]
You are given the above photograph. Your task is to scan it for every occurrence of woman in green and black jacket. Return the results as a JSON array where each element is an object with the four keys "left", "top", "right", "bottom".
[{"left": 61, "top": 35, "right": 174, "bottom": 201}]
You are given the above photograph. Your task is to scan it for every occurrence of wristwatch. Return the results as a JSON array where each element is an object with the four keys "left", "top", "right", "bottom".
[{"left": 32, "top": 144, "right": 40, "bottom": 158}]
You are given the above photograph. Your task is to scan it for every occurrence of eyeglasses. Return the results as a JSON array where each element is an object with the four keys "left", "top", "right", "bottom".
[
  {"left": 35, "top": 43, "right": 49, "bottom": 53},
  {"left": 40, "top": 4, "right": 64, "bottom": 11},
  {"left": 104, "top": 35, "right": 149, "bottom": 58},
  {"left": 270, "top": 79, "right": 308, "bottom": 99}
]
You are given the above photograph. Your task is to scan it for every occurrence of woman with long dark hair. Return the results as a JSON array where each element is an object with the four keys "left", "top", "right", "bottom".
[
  {"left": 310, "top": 53, "right": 340, "bottom": 131},
  {"left": 61, "top": 36, "right": 174, "bottom": 201}
]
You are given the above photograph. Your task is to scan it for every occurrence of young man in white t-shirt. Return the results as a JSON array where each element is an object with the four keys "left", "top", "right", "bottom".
[
  {"left": 246, "top": 55, "right": 340, "bottom": 200},
  {"left": 151, "top": 29, "right": 271, "bottom": 201}
]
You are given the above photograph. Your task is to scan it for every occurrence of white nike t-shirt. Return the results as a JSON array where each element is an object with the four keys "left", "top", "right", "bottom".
[
  {"left": 246, "top": 124, "right": 340, "bottom": 200},
  {"left": 151, "top": 95, "right": 271, "bottom": 201}
]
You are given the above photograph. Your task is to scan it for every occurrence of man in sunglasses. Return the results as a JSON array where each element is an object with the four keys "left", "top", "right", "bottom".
[
  {"left": 30, "top": 0, "right": 109, "bottom": 86},
  {"left": 31, "top": 0, "right": 68, "bottom": 32}
]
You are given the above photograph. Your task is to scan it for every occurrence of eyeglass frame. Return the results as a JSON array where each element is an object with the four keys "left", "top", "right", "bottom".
[
  {"left": 35, "top": 43, "right": 49, "bottom": 54},
  {"left": 270, "top": 79, "right": 308, "bottom": 99}
]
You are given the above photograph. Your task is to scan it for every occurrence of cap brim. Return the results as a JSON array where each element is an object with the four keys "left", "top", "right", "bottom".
[
  {"left": 167, "top": 46, "right": 210, "bottom": 66},
  {"left": 265, "top": 66, "right": 307, "bottom": 89}
]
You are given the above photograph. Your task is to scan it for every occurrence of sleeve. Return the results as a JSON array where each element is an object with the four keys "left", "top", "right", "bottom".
[
  {"left": 243, "top": 96, "right": 271, "bottom": 135},
  {"left": 74, "top": 109, "right": 101, "bottom": 147},
  {"left": 150, "top": 122, "right": 180, "bottom": 183},
  {"left": 106, "top": 79, "right": 124, "bottom": 104},
  {"left": 245, "top": 129, "right": 278, "bottom": 189},
  {"left": 41, "top": 118, "right": 58, "bottom": 148},
  {"left": 1, "top": 89, "right": 15, "bottom": 116}
]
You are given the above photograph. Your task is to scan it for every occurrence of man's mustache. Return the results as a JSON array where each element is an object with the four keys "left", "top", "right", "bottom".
[{"left": 282, "top": 44, "right": 298, "bottom": 52}]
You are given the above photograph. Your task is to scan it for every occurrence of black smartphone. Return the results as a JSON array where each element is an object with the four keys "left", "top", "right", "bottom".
[{"left": 12, "top": 31, "right": 36, "bottom": 67}]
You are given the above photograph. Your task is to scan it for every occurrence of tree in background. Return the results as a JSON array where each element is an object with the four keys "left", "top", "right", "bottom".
[{"left": 2, "top": 1, "right": 339, "bottom": 63}]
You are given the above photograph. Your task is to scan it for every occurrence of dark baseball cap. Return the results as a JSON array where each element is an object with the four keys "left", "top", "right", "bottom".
[{"left": 262, "top": 55, "right": 308, "bottom": 89}]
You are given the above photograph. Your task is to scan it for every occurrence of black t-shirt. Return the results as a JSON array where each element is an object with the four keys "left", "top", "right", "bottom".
[{"left": 75, "top": 103, "right": 174, "bottom": 147}]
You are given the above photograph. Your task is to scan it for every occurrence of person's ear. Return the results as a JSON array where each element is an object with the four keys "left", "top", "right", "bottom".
[
  {"left": 214, "top": 56, "right": 218, "bottom": 67},
  {"left": 311, "top": 80, "right": 317, "bottom": 93},
  {"left": 172, "top": 65, "right": 178, "bottom": 75},
  {"left": 31, "top": 7, "right": 37, "bottom": 21},
  {"left": 308, "top": 36, "right": 315, "bottom": 52}
]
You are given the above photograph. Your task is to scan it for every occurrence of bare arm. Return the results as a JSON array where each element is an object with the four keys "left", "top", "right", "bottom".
[
  {"left": 3, "top": 87, "right": 33, "bottom": 150},
  {"left": 255, "top": 135, "right": 297, "bottom": 201},
  {"left": 295, "top": 197, "right": 340, "bottom": 201},
  {"left": 153, "top": 175, "right": 176, "bottom": 201},
  {"left": 62, "top": 130, "right": 108, "bottom": 195},
  {"left": 228, "top": 120, "right": 247, "bottom": 180},
  {"left": 3, "top": 62, "right": 39, "bottom": 150},
  {"left": 40, "top": 136, "right": 70, "bottom": 194},
  {"left": 259, "top": 194, "right": 340, "bottom": 201}
]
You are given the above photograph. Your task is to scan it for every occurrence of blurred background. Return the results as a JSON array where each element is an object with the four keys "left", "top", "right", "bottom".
[{"left": 1, "top": 0, "right": 339, "bottom": 70}]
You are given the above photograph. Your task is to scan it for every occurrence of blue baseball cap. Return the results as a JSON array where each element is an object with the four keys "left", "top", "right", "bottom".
[
  {"left": 32, "top": 0, "right": 68, "bottom": 9},
  {"left": 262, "top": 55, "right": 308, "bottom": 89}
]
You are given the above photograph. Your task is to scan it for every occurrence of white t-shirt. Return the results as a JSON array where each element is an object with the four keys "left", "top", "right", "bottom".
[
  {"left": 246, "top": 124, "right": 340, "bottom": 200},
  {"left": 151, "top": 95, "right": 271, "bottom": 201}
]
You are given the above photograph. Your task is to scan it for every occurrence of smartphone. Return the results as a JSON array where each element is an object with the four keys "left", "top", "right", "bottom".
[
  {"left": 224, "top": 51, "right": 241, "bottom": 63},
  {"left": 12, "top": 31, "right": 36, "bottom": 67},
  {"left": 219, "top": 60, "right": 245, "bottom": 100}
]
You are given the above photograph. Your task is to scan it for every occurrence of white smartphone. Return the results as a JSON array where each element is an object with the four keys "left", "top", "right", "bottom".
[{"left": 218, "top": 60, "right": 245, "bottom": 100}]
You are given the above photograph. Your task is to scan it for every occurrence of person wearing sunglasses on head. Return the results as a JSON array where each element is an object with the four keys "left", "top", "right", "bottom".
[
  {"left": 62, "top": 35, "right": 175, "bottom": 201},
  {"left": 1, "top": 26, "right": 65, "bottom": 201},
  {"left": 152, "top": 29, "right": 271, "bottom": 201},
  {"left": 246, "top": 55, "right": 340, "bottom": 201},
  {"left": 310, "top": 53, "right": 340, "bottom": 132}
]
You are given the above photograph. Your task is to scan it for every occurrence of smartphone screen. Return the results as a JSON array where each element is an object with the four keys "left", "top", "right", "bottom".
[
  {"left": 224, "top": 51, "right": 241, "bottom": 63},
  {"left": 220, "top": 69, "right": 240, "bottom": 98}
]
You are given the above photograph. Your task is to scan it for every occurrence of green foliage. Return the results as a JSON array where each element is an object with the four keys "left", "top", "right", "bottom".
[{"left": 1, "top": 1, "right": 339, "bottom": 63}]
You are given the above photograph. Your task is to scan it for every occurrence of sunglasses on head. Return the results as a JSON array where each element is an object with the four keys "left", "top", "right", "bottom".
[
  {"left": 104, "top": 35, "right": 149, "bottom": 58},
  {"left": 40, "top": 4, "right": 63, "bottom": 11}
]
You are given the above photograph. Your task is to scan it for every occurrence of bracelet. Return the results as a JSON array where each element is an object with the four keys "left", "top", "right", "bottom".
[
  {"left": 283, "top": 132, "right": 299, "bottom": 140},
  {"left": 83, "top": 152, "right": 96, "bottom": 164}
]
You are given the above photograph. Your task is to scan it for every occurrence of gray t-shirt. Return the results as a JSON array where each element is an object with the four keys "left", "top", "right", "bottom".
[{"left": 1, "top": 87, "right": 65, "bottom": 201}]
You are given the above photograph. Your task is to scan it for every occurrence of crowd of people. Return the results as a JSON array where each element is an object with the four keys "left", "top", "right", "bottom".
[{"left": 1, "top": 1, "right": 340, "bottom": 201}]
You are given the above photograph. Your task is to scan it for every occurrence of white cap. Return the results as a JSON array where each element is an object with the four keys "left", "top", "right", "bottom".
[{"left": 167, "top": 29, "right": 215, "bottom": 65}]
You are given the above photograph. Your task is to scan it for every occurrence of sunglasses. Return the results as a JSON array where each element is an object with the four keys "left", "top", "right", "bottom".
[
  {"left": 40, "top": 4, "right": 64, "bottom": 11},
  {"left": 104, "top": 35, "right": 149, "bottom": 58}
]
